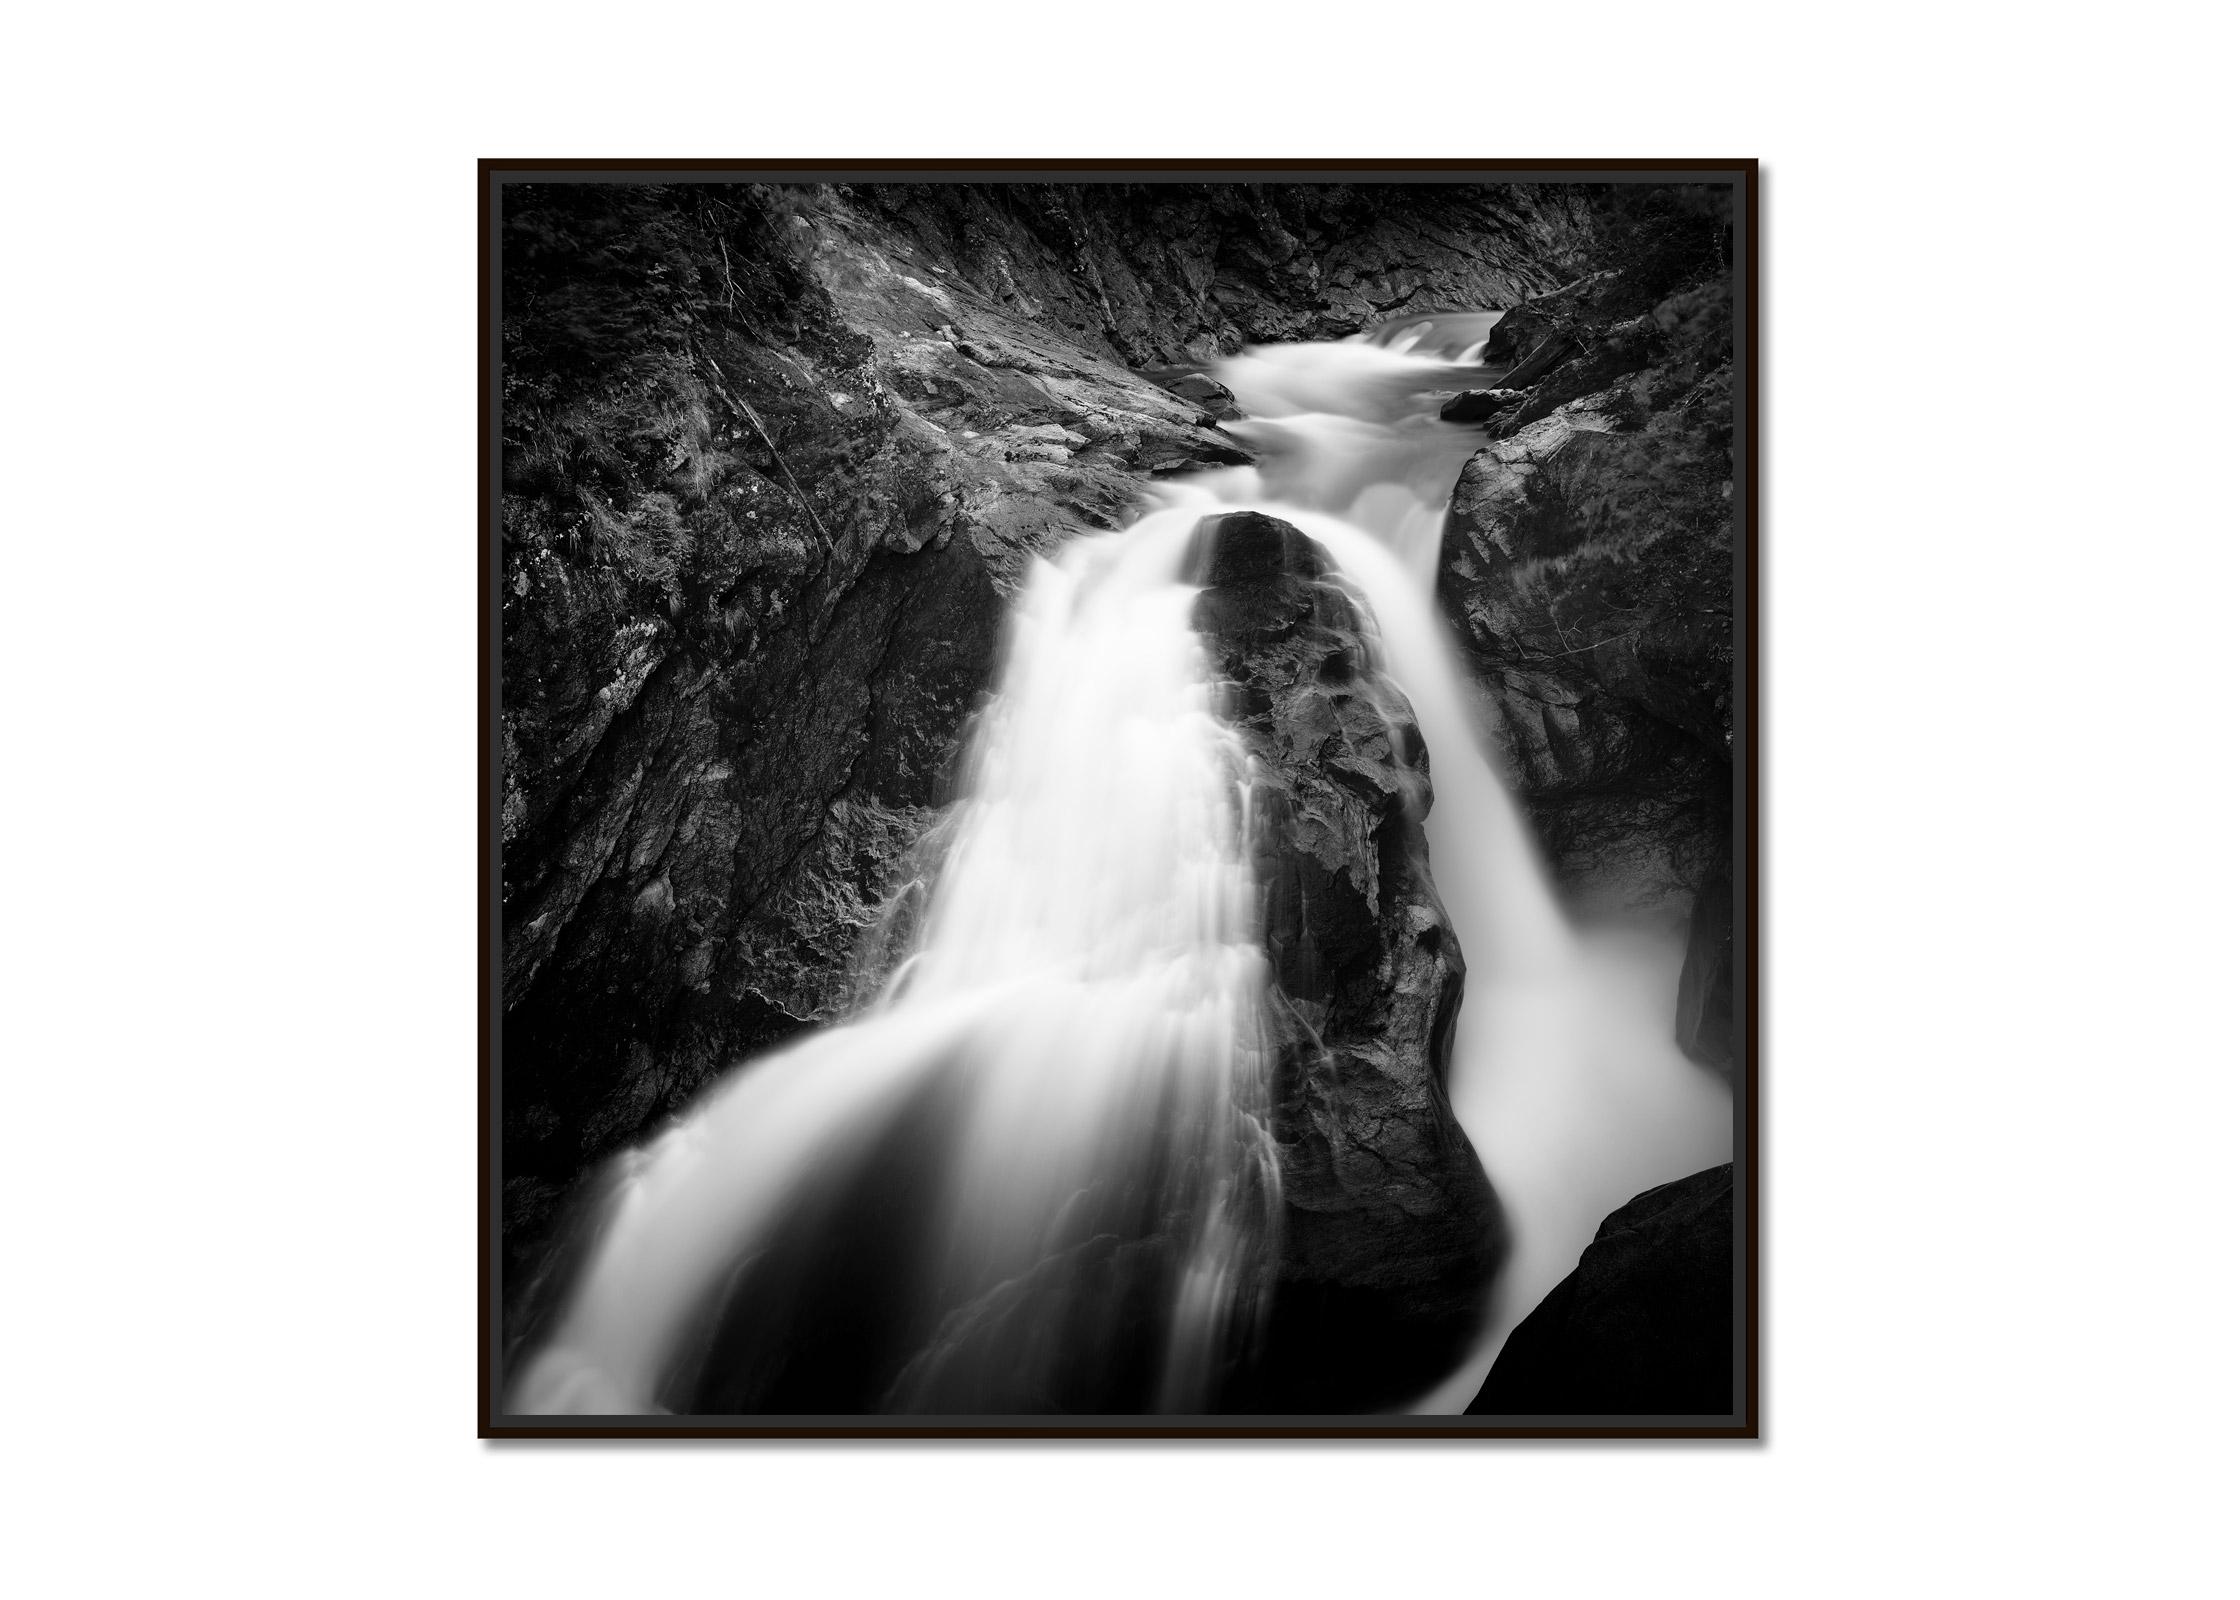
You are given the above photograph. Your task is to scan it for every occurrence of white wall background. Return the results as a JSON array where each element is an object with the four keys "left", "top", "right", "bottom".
[{"left": 5, "top": 4, "right": 2234, "bottom": 1594}]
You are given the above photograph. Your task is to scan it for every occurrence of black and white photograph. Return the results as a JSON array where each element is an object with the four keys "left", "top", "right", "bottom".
[
  {"left": 485, "top": 166, "right": 1754, "bottom": 1430},
  {"left": 13, "top": 1, "right": 2240, "bottom": 1591}
]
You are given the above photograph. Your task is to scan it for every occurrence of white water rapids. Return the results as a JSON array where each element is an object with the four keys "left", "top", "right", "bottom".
[{"left": 509, "top": 327, "right": 1730, "bottom": 1416}]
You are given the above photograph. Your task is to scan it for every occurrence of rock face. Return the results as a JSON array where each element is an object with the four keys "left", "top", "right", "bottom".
[
  {"left": 497, "top": 180, "right": 1602, "bottom": 1351},
  {"left": 855, "top": 184, "right": 1596, "bottom": 367},
  {"left": 1435, "top": 187, "right": 1739, "bottom": 1067},
  {"left": 1187, "top": 511, "right": 1499, "bottom": 1411},
  {"left": 1467, "top": 1163, "right": 1734, "bottom": 1416}
]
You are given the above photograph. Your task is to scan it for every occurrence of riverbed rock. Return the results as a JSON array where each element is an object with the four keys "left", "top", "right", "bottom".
[
  {"left": 1187, "top": 510, "right": 1500, "bottom": 1412},
  {"left": 1438, "top": 388, "right": 1528, "bottom": 423},
  {"left": 1159, "top": 370, "right": 1244, "bottom": 420},
  {"left": 1467, "top": 1162, "right": 1734, "bottom": 1416}
]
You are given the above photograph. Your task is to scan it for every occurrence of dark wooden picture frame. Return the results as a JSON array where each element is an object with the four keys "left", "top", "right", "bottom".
[{"left": 480, "top": 158, "right": 1759, "bottom": 1439}]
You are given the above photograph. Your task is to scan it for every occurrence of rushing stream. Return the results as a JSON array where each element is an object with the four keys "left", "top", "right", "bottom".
[
  {"left": 1185, "top": 330, "right": 1733, "bottom": 1410},
  {"left": 509, "top": 322, "right": 1730, "bottom": 1416}
]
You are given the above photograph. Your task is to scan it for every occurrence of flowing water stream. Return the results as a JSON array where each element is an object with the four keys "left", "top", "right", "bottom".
[
  {"left": 509, "top": 322, "right": 1730, "bottom": 1416},
  {"left": 1185, "top": 333, "right": 1732, "bottom": 1410}
]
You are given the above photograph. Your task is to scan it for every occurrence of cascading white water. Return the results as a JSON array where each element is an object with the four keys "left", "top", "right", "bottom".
[
  {"left": 511, "top": 511, "right": 1282, "bottom": 1415},
  {"left": 512, "top": 324, "right": 1730, "bottom": 1417},
  {"left": 1183, "top": 334, "right": 1733, "bottom": 1410}
]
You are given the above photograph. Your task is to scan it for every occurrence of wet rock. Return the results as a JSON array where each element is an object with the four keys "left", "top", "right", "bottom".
[
  {"left": 1676, "top": 865, "right": 1735, "bottom": 1070},
  {"left": 1438, "top": 217, "right": 1736, "bottom": 1061},
  {"left": 1476, "top": 294, "right": 1575, "bottom": 387},
  {"left": 1480, "top": 305, "right": 1548, "bottom": 370},
  {"left": 1187, "top": 510, "right": 1499, "bottom": 1412},
  {"left": 1159, "top": 370, "right": 1244, "bottom": 420},
  {"left": 1437, "top": 388, "right": 1527, "bottom": 423},
  {"left": 1467, "top": 1163, "right": 1734, "bottom": 1416}
]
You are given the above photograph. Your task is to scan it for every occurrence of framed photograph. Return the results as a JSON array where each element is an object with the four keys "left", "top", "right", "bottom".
[{"left": 481, "top": 160, "right": 1758, "bottom": 1437}]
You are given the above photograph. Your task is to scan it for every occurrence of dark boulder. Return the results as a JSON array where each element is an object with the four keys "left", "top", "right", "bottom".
[
  {"left": 1480, "top": 305, "right": 1547, "bottom": 369},
  {"left": 1474, "top": 276, "right": 1613, "bottom": 388},
  {"left": 1159, "top": 370, "right": 1244, "bottom": 420},
  {"left": 1437, "top": 388, "right": 1528, "bottom": 423},
  {"left": 1187, "top": 510, "right": 1500, "bottom": 1412},
  {"left": 1467, "top": 1163, "right": 1734, "bottom": 1416}
]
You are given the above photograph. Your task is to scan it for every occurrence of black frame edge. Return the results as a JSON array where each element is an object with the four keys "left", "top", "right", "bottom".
[{"left": 475, "top": 157, "right": 1763, "bottom": 1442}]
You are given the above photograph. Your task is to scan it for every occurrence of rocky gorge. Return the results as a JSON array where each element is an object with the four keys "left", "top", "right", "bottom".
[{"left": 497, "top": 180, "right": 1740, "bottom": 1410}]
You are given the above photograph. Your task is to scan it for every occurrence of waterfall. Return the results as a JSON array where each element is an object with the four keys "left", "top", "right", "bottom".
[
  {"left": 510, "top": 512, "right": 1282, "bottom": 1415},
  {"left": 510, "top": 326, "right": 1728, "bottom": 1417}
]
